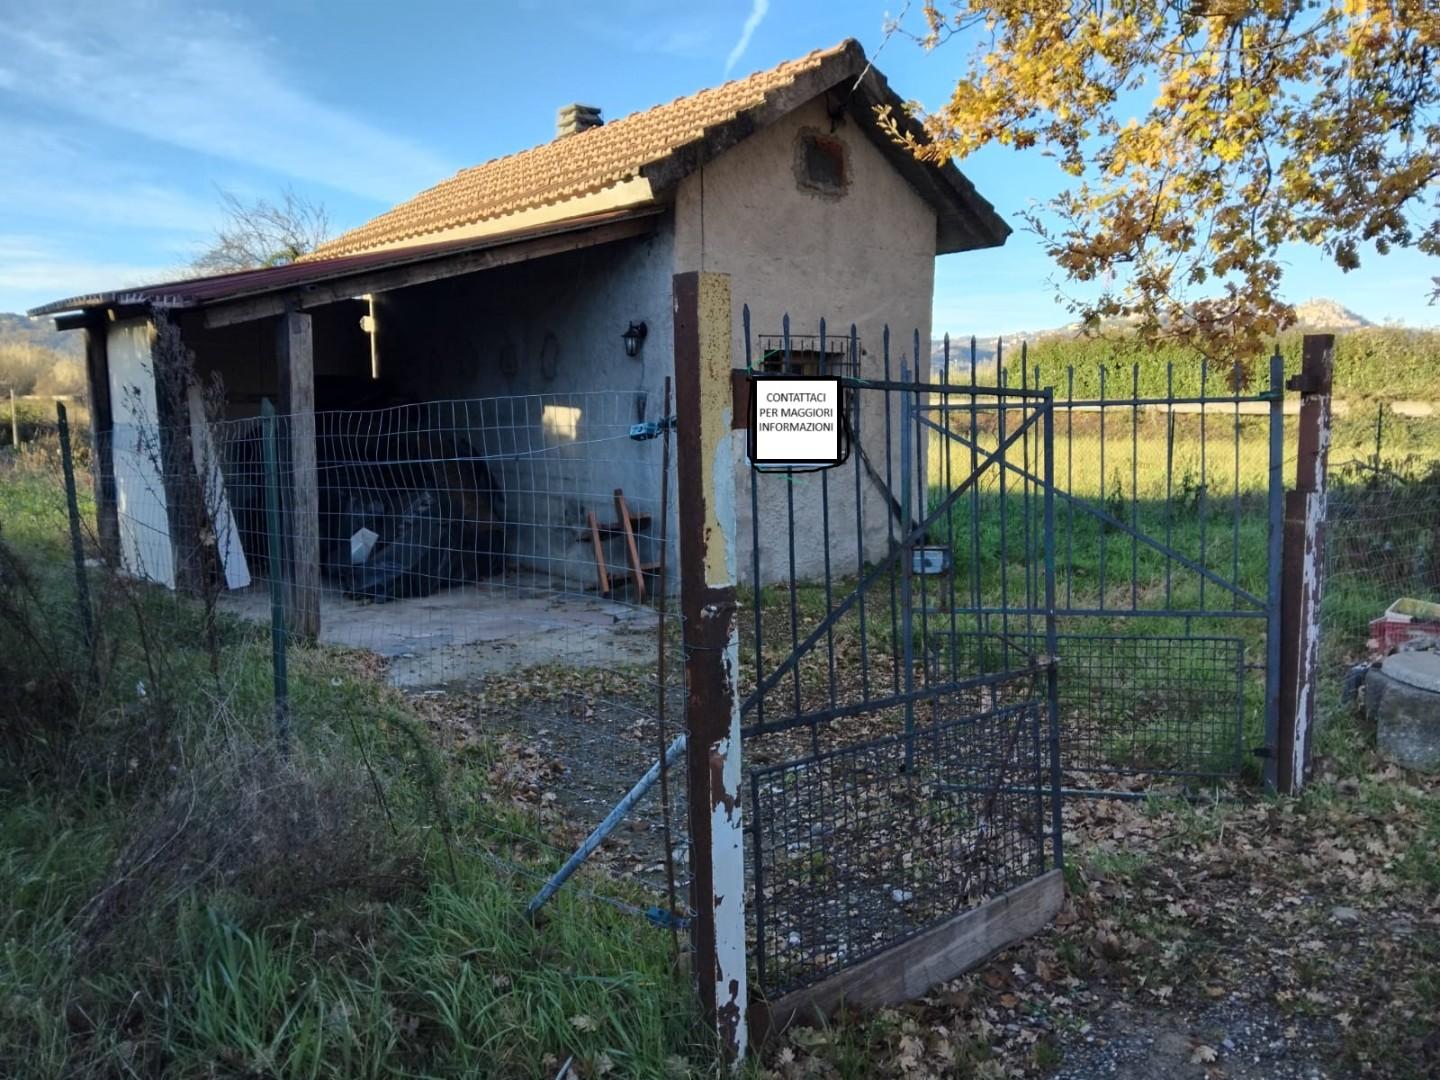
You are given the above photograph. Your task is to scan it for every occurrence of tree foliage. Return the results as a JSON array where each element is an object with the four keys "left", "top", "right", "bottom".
[
  {"left": 880, "top": 2, "right": 1439, "bottom": 358},
  {"left": 192, "top": 187, "right": 330, "bottom": 275}
]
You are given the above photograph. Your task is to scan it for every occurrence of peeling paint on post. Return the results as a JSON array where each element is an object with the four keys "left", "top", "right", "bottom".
[
  {"left": 1277, "top": 334, "right": 1334, "bottom": 795},
  {"left": 672, "top": 271, "right": 748, "bottom": 1064}
]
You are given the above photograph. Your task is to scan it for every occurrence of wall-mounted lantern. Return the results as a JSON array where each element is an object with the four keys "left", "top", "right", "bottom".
[{"left": 621, "top": 320, "right": 648, "bottom": 359}]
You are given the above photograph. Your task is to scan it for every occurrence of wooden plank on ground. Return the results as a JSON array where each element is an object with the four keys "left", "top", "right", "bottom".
[
  {"left": 613, "top": 489, "right": 646, "bottom": 602},
  {"left": 587, "top": 511, "right": 611, "bottom": 596},
  {"left": 753, "top": 868, "right": 1064, "bottom": 1043}
]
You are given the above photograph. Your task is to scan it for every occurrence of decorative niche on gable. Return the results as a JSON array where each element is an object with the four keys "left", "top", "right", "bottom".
[{"left": 794, "top": 128, "right": 850, "bottom": 199}]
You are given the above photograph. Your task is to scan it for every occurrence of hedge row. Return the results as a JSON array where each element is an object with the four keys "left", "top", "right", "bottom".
[{"left": 987, "top": 327, "right": 1440, "bottom": 402}]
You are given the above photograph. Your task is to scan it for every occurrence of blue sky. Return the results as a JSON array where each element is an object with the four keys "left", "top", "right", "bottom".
[{"left": 1, "top": 0, "right": 1436, "bottom": 334}]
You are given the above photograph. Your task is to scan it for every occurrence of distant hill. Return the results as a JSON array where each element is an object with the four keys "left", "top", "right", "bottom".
[
  {"left": 1291, "top": 298, "right": 1372, "bottom": 330},
  {"left": 0, "top": 312, "right": 83, "bottom": 358}
]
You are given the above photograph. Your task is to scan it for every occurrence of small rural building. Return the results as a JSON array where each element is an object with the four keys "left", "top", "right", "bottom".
[{"left": 31, "top": 39, "right": 1007, "bottom": 635}]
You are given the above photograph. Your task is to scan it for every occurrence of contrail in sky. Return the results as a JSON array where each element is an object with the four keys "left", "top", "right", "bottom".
[{"left": 724, "top": 0, "right": 770, "bottom": 75}]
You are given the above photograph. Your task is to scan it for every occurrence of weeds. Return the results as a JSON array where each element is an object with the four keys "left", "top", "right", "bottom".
[{"left": 0, "top": 450, "right": 704, "bottom": 1077}]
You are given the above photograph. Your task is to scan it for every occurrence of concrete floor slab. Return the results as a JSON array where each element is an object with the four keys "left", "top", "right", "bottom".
[{"left": 219, "top": 579, "right": 660, "bottom": 688}]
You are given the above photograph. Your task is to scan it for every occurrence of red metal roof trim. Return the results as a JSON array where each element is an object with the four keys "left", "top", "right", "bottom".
[{"left": 27, "top": 206, "right": 663, "bottom": 318}]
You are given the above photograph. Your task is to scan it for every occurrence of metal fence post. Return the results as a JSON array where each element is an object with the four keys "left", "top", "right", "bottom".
[
  {"left": 56, "top": 401, "right": 96, "bottom": 674},
  {"left": 1263, "top": 347, "right": 1285, "bottom": 793},
  {"left": 260, "top": 399, "right": 291, "bottom": 755},
  {"left": 672, "top": 271, "right": 748, "bottom": 1064},
  {"left": 1041, "top": 390, "right": 1063, "bottom": 866},
  {"left": 899, "top": 362, "right": 916, "bottom": 771},
  {"left": 1277, "top": 335, "right": 1334, "bottom": 794}
]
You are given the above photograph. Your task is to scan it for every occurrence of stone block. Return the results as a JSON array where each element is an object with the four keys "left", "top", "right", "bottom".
[{"left": 1367, "top": 650, "right": 1440, "bottom": 772}]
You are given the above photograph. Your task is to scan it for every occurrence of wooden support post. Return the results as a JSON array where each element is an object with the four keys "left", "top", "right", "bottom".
[
  {"left": 1277, "top": 334, "right": 1334, "bottom": 795},
  {"left": 276, "top": 309, "right": 321, "bottom": 642},
  {"left": 614, "top": 489, "right": 647, "bottom": 602},
  {"left": 673, "top": 271, "right": 748, "bottom": 1065},
  {"left": 83, "top": 313, "right": 120, "bottom": 562}
]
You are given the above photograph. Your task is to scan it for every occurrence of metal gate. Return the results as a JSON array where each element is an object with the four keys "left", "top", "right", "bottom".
[
  {"left": 933, "top": 339, "right": 1284, "bottom": 795},
  {"left": 738, "top": 313, "right": 1062, "bottom": 1000}
]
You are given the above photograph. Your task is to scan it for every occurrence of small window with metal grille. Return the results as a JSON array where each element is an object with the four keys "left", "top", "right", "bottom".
[{"left": 755, "top": 334, "right": 859, "bottom": 377}]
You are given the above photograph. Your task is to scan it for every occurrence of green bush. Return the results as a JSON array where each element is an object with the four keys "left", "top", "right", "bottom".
[{"left": 996, "top": 327, "right": 1440, "bottom": 402}]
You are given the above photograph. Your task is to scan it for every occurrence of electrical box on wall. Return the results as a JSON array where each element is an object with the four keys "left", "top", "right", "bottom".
[{"left": 911, "top": 546, "right": 952, "bottom": 576}]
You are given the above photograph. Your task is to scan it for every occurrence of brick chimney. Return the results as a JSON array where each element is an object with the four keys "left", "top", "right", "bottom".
[{"left": 556, "top": 103, "right": 603, "bottom": 139}]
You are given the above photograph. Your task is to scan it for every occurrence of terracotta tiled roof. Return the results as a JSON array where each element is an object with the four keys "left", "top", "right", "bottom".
[{"left": 309, "top": 41, "right": 863, "bottom": 259}]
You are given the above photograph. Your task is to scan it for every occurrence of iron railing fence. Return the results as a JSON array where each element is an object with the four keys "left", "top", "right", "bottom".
[
  {"left": 749, "top": 692, "right": 1048, "bottom": 996},
  {"left": 932, "top": 336, "right": 1288, "bottom": 791},
  {"left": 736, "top": 308, "right": 1062, "bottom": 999}
]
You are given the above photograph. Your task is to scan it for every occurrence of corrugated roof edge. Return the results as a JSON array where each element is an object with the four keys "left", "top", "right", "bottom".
[{"left": 27, "top": 207, "right": 664, "bottom": 319}]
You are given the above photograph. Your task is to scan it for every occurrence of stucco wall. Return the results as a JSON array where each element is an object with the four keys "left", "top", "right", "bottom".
[
  {"left": 373, "top": 229, "right": 677, "bottom": 590},
  {"left": 672, "top": 94, "right": 938, "bottom": 582}
]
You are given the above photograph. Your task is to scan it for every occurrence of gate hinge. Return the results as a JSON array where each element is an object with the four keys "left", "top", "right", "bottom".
[
  {"left": 1251, "top": 744, "right": 1273, "bottom": 759},
  {"left": 1285, "top": 373, "right": 1324, "bottom": 395}
]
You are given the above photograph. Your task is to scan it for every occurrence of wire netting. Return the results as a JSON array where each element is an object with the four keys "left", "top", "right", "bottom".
[
  {"left": 1319, "top": 419, "right": 1440, "bottom": 731},
  {"left": 749, "top": 690, "right": 1048, "bottom": 996},
  {"left": 81, "top": 385, "right": 695, "bottom": 927}
]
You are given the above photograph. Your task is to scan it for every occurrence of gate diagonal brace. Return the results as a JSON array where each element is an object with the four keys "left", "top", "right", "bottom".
[
  {"left": 932, "top": 420, "right": 1266, "bottom": 612},
  {"left": 742, "top": 409, "right": 1044, "bottom": 713},
  {"left": 525, "top": 733, "right": 687, "bottom": 917}
]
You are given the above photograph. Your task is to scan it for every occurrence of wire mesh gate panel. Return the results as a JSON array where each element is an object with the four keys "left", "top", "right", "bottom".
[
  {"left": 738, "top": 312, "right": 1061, "bottom": 1000},
  {"left": 943, "top": 339, "right": 1285, "bottom": 793}
]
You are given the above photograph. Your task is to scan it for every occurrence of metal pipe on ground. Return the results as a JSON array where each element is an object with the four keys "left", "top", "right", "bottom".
[{"left": 524, "top": 733, "right": 687, "bottom": 917}]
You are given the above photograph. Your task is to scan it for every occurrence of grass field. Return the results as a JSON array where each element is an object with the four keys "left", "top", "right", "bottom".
[
  {"left": 739, "top": 387, "right": 1440, "bottom": 787},
  {"left": 0, "top": 455, "right": 705, "bottom": 1078}
]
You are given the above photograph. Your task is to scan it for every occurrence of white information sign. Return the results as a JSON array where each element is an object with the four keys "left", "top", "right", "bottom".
[{"left": 748, "top": 376, "right": 844, "bottom": 468}]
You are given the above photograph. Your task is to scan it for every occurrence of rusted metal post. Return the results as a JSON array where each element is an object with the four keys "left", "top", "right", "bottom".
[
  {"left": 1276, "top": 334, "right": 1334, "bottom": 795},
  {"left": 672, "top": 271, "right": 748, "bottom": 1064}
]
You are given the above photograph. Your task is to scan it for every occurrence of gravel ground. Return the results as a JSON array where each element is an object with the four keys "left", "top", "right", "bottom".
[{"left": 1050, "top": 994, "right": 1342, "bottom": 1079}]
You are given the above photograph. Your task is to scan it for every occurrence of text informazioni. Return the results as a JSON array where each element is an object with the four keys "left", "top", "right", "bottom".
[{"left": 748, "top": 376, "right": 843, "bottom": 468}]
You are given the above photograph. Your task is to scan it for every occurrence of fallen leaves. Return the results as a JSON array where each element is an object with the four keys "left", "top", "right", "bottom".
[{"left": 762, "top": 752, "right": 1440, "bottom": 1079}]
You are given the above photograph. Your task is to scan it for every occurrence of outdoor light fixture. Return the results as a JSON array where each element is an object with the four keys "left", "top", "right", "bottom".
[{"left": 621, "top": 320, "right": 648, "bottom": 358}]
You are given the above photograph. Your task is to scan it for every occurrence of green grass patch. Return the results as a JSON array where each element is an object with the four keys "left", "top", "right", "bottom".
[{"left": 0, "top": 457, "right": 706, "bottom": 1078}]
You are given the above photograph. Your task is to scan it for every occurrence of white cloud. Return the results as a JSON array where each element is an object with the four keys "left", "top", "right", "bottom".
[
  {"left": 0, "top": 1, "right": 454, "bottom": 203},
  {"left": 724, "top": 0, "right": 770, "bottom": 75},
  {"left": 0, "top": 119, "right": 217, "bottom": 234},
  {"left": 0, "top": 234, "right": 177, "bottom": 311}
]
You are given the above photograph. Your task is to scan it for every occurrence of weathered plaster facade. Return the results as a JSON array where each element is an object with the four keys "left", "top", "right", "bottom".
[
  {"left": 369, "top": 226, "right": 677, "bottom": 589},
  {"left": 673, "top": 94, "right": 936, "bottom": 581},
  {"left": 150, "top": 91, "right": 951, "bottom": 592}
]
